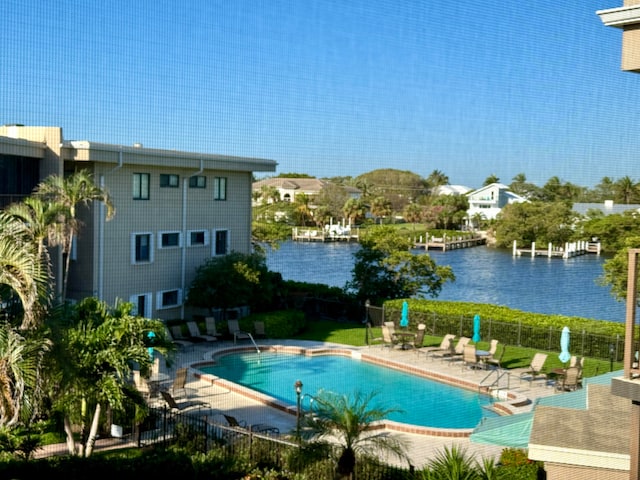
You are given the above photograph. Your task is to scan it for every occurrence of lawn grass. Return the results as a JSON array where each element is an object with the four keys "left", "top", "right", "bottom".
[{"left": 294, "top": 320, "right": 621, "bottom": 378}]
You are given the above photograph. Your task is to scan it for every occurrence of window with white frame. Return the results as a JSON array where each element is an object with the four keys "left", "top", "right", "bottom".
[
  {"left": 213, "top": 177, "right": 227, "bottom": 200},
  {"left": 188, "top": 229, "right": 208, "bottom": 247},
  {"left": 156, "top": 288, "right": 182, "bottom": 309},
  {"left": 160, "top": 173, "right": 179, "bottom": 188},
  {"left": 159, "top": 231, "right": 181, "bottom": 248},
  {"left": 189, "top": 175, "right": 206, "bottom": 188},
  {"left": 213, "top": 229, "right": 229, "bottom": 255},
  {"left": 133, "top": 173, "right": 150, "bottom": 200},
  {"left": 129, "top": 293, "right": 152, "bottom": 317},
  {"left": 131, "top": 232, "right": 153, "bottom": 264}
]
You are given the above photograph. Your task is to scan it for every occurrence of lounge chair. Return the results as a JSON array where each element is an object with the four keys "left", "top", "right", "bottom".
[
  {"left": 186, "top": 321, "right": 218, "bottom": 342},
  {"left": 439, "top": 336, "right": 470, "bottom": 364},
  {"left": 406, "top": 323, "right": 426, "bottom": 351},
  {"left": 160, "top": 390, "right": 209, "bottom": 411},
  {"left": 253, "top": 321, "right": 267, "bottom": 339},
  {"left": 167, "top": 326, "right": 194, "bottom": 348},
  {"left": 487, "top": 339, "right": 499, "bottom": 357},
  {"left": 519, "top": 353, "right": 548, "bottom": 386},
  {"left": 486, "top": 344, "right": 506, "bottom": 369},
  {"left": 461, "top": 345, "right": 482, "bottom": 372},
  {"left": 420, "top": 333, "right": 456, "bottom": 359},
  {"left": 205, "top": 316, "right": 223, "bottom": 339},
  {"left": 223, "top": 414, "right": 280, "bottom": 434},
  {"left": 555, "top": 366, "right": 581, "bottom": 392},
  {"left": 381, "top": 324, "right": 399, "bottom": 350},
  {"left": 166, "top": 367, "right": 197, "bottom": 399},
  {"left": 228, "top": 319, "right": 253, "bottom": 344}
]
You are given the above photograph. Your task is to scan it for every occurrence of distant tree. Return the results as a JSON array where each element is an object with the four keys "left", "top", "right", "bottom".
[
  {"left": 579, "top": 211, "right": 640, "bottom": 253},
  {"left": 347, "top": 226, "right": 454, "bottom": 304},
  {"left": 293, "top": 193, "right": 313, "bottom": 226},
  {"left": 540, "top": 176, "right": 585, "bottom": 202},
  {"left": 483, "top": 174, "right": 500, "bottom": 186},
  {"left": 187, "top": 252, "right": 280, "bottom": 315},
  {"left": 426, "top": 170, "right": 449, "bottom": 193},
  {"left": 312, "top": 205, "right": 333, "bottom": 228},
  {"left": 370, "top": 196, "right": 392, "bottom": 224},
  {"left": 402, "top": 203, "right": 423, "bottom": 227},
  {"left": 342, "top": 198, "right": 367, "bottom": 225},
  {"left": 600, "top": 236, "right": 640, "bottom": 306},
  {"left": 509, "top": 173, "right": 542, "bottom": 200},
  {"left": 276, "top": 173, "right": 314, "bottom": 178},
  {"left": 315, "top": 183, "right": 349, "bottom": 220},
  {"left": 259, "top": 185, "right": 281, "bottom": 204},
  {"left": 493, "top": 201, "right": 578, "bottom": 248},
  {"left": 614, "top": 176, "right": 640, "bottom": 204},
  {"left": 432, "top": 195, "right": 469, "bottom": 229},
  {"left": 354, "top": 169, "right": 427, "bottom": 211},
  {"left": 590, "top": 176, "right": 616, "bottom": 202}
]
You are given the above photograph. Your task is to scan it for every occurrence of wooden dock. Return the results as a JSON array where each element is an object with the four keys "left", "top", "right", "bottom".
[
  {"left": 292, "top": 227, "right": 359, "bottom": 242},
  {"left": 413, "top": 235, "right": 486, "bottom": 252},
  {"left": 512, "top": 240, "right": 601, "bottom": 258}
]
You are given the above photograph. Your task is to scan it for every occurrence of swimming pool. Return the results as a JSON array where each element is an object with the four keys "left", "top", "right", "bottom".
[{"left": 197, "top": 349, "right": 499, "bottom": 430}]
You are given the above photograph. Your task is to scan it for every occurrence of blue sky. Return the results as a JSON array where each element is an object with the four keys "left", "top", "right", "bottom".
[{"left": 1, "top": 0, "right": 637, "bottom": 188}]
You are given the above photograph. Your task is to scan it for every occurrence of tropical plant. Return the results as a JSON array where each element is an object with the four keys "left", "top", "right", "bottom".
[
  {"left": 342, "top": 198, "right": 367, "bottom": 225},
  {"left": 48, "top": 298, "right": 173, "bottom": 456},
  {"left": 300, "top": 390, "right": 408, "bottom": 479},
  {"left": 370, "top": 196, "right": 393, "bottom": 224},
  {"left": 613, "top": 175, "right": 640, "bottom": 204},
  {"left": 600, "top": 236, "right": 640, "bottom": 306},
  {"left": 0, "top": 213, "right": 50, "bottom": 329},
  {"left": 34, "top": 170, "right": 114, "bottom": 302},
  {"left": 0, "top": 324, "right": 50, "bottom": 427}
]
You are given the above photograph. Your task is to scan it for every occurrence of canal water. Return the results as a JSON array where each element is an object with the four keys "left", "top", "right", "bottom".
[{"left": 265, "top": 241, "right": 627, "bottom": 322}]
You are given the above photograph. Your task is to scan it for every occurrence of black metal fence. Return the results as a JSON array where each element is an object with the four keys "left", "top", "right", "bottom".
[{"left": 373, "top": 306, "right": 626, "bottom": 362}]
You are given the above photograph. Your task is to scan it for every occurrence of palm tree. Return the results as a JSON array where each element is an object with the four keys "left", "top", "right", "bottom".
[
  {"left": 0, "top": 213, "right": 50, "bottom": 330},
  {"left": 0, "top": 324, "right": 50, "bottom": 427},
  {"left": 35, "top": 170, "right": 114, "bottom": 302},
  {"left": 403, "top": 203, "right": 423, "bottom": 229},
  {"left": 342, "top": 198, "right": 366, "bottom": 225},
  {"left": 300, "top": 391, "right": 408, "bottom": 479},
  {"left": 370, "top": 196, "right": 392, "bottom": 224},
  {"left": 614, "top": 176, "right": 640, "bottom": 204},
  {"left": 50, "top": 298, "right": 174, "bottom": 456}
]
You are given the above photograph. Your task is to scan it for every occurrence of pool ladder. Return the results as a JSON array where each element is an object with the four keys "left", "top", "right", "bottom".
[{"left": 479, "top": 368, "right": 510, "bottom": 395}]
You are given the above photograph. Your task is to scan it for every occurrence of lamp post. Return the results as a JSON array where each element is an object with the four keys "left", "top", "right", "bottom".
[
  {"left": 294, "top": 380, "right": 303, "bottom": 441},
  {"left": 610, "top": 343, "right": 615, "bottom": 372}
]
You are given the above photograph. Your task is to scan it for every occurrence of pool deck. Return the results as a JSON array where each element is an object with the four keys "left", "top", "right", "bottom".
[{"left": 151, "top": 339, "right": 560, "bottom": 469}]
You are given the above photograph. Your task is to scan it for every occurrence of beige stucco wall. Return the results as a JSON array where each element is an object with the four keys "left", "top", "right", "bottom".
[{"left": 545, "top": 462, "right": 628, "bottom": 480}]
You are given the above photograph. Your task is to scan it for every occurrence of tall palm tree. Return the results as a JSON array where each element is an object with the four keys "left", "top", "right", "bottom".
[
  {"left": 614, "top": 176, "right": 640, "bottom": 204},
  {"left": 0, "top": 213, "right": 49, "bottom": 329},
  {"left": 301, "top": 391, "right": 407, "bottom": 479},
  {"left": 35, "top": 170, "right": 114, "bottom": 302}
]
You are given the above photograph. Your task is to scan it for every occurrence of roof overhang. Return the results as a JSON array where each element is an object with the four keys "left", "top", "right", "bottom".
[{"left": 597, "top": 5, "right": 640, "bottom": 28}]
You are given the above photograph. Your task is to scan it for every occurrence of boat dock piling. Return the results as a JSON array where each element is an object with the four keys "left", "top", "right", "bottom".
[{"left": 512, "top": 240, "right": 601, "bottom": 258}]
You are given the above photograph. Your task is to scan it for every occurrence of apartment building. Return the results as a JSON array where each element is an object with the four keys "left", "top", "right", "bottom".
[{"left": 0, "top": 125, "right": 277, "bottom": 320}]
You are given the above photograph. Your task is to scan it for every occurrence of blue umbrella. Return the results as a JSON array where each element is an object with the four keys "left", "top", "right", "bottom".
[
  {"left": 472, "top": 314, "right": 481, "bottom": 343},
  {"left": 400, "top": 301, "right": 409, "bottom": 328},
  {"left": 559, "top": 326, "right": 571, "bottom": 364}
]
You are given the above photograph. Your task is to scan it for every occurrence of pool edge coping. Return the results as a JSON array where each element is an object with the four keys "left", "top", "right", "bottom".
[{"left": 190, "top": 344, "right": 530, "bottom": 437}]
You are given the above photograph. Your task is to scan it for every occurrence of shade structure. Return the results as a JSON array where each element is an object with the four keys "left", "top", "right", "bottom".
[
  {"left": 472, "top": 314, "right": 481, "bottom": 342},
  {"left": 400, "top": 301, "right": 409, "bottom": 327},
  {"left": 559, "top": 326, "right": 571, "bottom": 364}
]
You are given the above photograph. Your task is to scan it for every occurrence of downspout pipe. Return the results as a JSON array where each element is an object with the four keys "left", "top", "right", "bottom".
[{"left": 180, "top": 156, "right": 204, "bottom": 319}]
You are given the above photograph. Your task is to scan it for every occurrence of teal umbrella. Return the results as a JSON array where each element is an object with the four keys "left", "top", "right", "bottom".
[
  {"left": 472, "top": 314, "right": 481, "bottom": 343},
  {"left": 400, "top": 301, "right": 409, "bottom": 328},
  {"left": 559, "top": 326, "right": 571, "bottom": 364}
]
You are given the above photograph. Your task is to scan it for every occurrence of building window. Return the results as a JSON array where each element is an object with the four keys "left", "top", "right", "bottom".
[
  {"left": 214, "top": 229, "right": 228, "bottom": 255},
  {"left": 188, "top": 230, "right": 208, "bottom": 247},
  {"left": 189, "top": 175, "right": 206, "bottom": 188},
  {"left": 160, "top": 174, "right": 179, "bottom": 188},
  {"left": 213, "top": 177, "right": 227, "bottom": 200},
  {"left": 159, "top": 231, "right": 181, "bottom": 248},
  {"left": 157, "top": 289, "right": 182, "bottom": 309},
  {"left": 129, "top": 293, "right": 152, "bottom": 317},
  {"left": 133, "top": 173, "right": 150, "bottom": 200},
  {"left": 132, "top": 233, "right": 153, "bottom": 264}
]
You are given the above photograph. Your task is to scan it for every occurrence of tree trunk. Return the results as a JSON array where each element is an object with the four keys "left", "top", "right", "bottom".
[
  {"left": 84, "top": 402, "right": 102, "bottom": 457},
  {"left": 63, "top": 416, "right": 77, "bottom": 455}
]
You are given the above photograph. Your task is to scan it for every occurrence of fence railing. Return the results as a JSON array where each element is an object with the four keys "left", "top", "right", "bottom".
[{"left": 374, "top": 306, "right": 625, "bottom": 362}]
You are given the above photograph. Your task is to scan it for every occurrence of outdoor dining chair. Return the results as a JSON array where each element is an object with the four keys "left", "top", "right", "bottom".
[{"left": 519, "top": 353, "right": 548, "bottom": 386}]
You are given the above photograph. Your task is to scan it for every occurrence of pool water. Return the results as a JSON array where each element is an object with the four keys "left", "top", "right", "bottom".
[{"left": 199, "top": 351, "right": 499, "bottom": 429}]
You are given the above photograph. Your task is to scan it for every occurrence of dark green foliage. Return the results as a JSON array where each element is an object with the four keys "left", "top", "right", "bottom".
[
  {"left": 496, "top": 448, "right": 544, "bottom": 480},
  {"left": 237, "top": 310, "right": 307, "bottom": 338}
]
